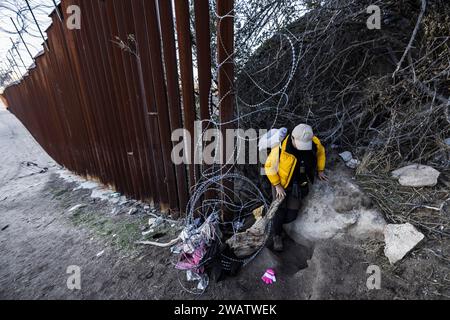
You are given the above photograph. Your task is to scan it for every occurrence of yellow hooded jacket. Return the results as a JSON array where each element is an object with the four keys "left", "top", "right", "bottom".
[{"left": 264, "top": 135, "right": 326, "bottom": 188}]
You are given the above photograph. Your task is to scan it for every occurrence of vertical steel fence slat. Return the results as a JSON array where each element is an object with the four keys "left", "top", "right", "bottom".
[
  {"left": 194, "top": 0, "right": 215, "bottom": 201},
  {"left": 174, "top": 0, "right": 197, "bottom": 191},
  {"left": 3, "top": 0, "right": 235, "bottom": 214},
  {"left": 142, "top": 0, "right": 180, "bottom": 212},
  {"left": 217, "top": 0, "right": 235, "bottom": 220},
  {"left": 87, "top": 0, "right": 133, "bottom": 195},
  {"left": 114, "top": 0, "right": 157, "bottom": 201},
  {"left": 157, "top": 0, "right": 189, "bottom": 213}
]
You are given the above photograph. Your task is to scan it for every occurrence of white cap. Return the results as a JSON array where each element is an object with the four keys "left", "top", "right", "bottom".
[{"left": 292, "top": 124, "right": 314, "bottom": 150}]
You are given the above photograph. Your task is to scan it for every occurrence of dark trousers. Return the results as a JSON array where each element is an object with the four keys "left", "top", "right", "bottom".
[{"left": 272, "top": 183, "right": 308, "bottom": 236}]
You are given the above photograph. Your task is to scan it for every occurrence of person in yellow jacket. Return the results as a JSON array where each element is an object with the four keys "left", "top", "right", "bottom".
[{"left": 265, "top": 124, "right": 328, "bottom": 251}]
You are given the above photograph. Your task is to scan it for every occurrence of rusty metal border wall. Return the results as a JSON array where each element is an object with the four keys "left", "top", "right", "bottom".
[{"left": 3, "top": 0, "right": 234, "bottom": 214}]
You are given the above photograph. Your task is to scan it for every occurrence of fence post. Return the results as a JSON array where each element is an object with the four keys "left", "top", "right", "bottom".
[
  {"left": 217, "top": 0, "right": 235, "bottom": 221},
  {"left": 174, "top": 0, "right": 197, "bottom": 192}
]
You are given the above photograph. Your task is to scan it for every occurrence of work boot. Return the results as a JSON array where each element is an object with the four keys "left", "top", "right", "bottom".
[{"left": 273, "top": 235, "right": 283, "bottom": 252}]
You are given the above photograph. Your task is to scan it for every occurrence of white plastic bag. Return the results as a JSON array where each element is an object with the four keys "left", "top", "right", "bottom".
[{"left": 258, "top": 128, "right": 288, "bottom": 152}]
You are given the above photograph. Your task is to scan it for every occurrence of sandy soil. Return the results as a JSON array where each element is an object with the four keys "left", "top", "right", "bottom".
[{"left": 1, "top": 108, "right": 449, "bottom": 300}]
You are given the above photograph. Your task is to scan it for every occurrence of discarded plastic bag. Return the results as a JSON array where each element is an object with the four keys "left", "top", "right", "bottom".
[{"left": 258, "top": 128, "right": 288, "bottom": 152}]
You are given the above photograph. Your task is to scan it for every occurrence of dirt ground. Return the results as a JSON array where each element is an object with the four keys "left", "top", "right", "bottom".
[
  {"left": 1, "top": 108, "right": 449, "bottom": 300},
  {"left": 0, "top": 108, "right": 310, "bottom": 300}
]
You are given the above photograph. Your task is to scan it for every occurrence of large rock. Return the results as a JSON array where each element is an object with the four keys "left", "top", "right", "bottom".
[
  {"left": 284, "top": 167, "right": 386, "bottom": 247},
  {"left": 392, "top": 164, "right": 440, "bottom": 187},
  {"left": 384, "top": 223, "right": 425, "bottom": 265}
]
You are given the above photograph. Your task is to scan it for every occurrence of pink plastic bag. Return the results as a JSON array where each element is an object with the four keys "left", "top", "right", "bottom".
[{"left": 176, "top": 244, "right": 206, "bottom": 273}]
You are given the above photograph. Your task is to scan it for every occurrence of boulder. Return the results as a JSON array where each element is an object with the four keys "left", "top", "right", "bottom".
[
  {"left": 332, "top": 190, "right": 372, "bottom": 213},
  {"left": 384, "top": 223, "right": 425, "bottom": 265},
  {"left": 284, "top": 168, "right": 386, "bottom": 247},
  {"left": 285, "top": 207, "right": 359, "bottom": 247},
  {"left": 392, "top": 164, "right": 440, "bottom": 187}
]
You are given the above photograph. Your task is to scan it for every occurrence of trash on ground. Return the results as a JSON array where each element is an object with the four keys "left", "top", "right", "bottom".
[
  {"left": 96, "top": 250, "right": 105, "bottom": 258},
  {"left": 74, "top": 181, "right": 99, "bottom": 191},
  {"left": 339, "top": 151, "right": 361, "bottom": 169},
  {"left": 139, "top": 213, "right": 219, "bottom": 293},
  {"left": 137, "top": 175, "right": 280, "bottom": 294},
  {"left": 258, "top": 128, "right": 288, "bottom": 151},
  {"left": 149, "top": 217, "right": 164, "bottom": 228},
  {"left": 339, "top": 151, "right": 353, "bottom": 163},
  {"left": 261, "top": 269, "right": 277, "bottom": 285},
  {"left": 141, "top": 216, "right": 168, "bottom": 237},
  {"left": 19, "top": 161, "right": 48, "bottom": 177},
  {"left": 137, "top": 215, "right": 183, "bottom": 246},
  {"left": 68, "top": 204, "right": 87, "bottom": 213}
]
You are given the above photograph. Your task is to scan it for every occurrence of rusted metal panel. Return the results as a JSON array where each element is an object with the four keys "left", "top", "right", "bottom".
[
  {"left": 156, "top": 0, "right": 189, "bottom": 213},
  {"left": 84, "top": 0, "right": 132, "bottom": 194},
  {"left": 58, "top": 0, "right": 101, "bottom": 178},
  {"left": 194, "top": 0, "right": 215, "bottom": 201},
  {"left": 217, "top": 0, "right": 235, "bottom": 218},
  {"left": 217, "top": 0, "right": 235, "bottom": 135},
  {"left": 3, "top": 0, "right": 234, "bottom": 214},
  {"left": 194, "top": 0, "right": 213, "bottom": 126},
  {"left": 112, "top": 0, "right": 156, "bottom": 200},
  {"left": 130, "top": 0, "right": 165, "bottom": 208},
  {"left": 174, "top": 0, "right": 197, "bottom": 191},
  {"left": 73, "top": 0, "right": 117, "bottom": 185},
  {"left": 141, "top": 0, "right": 181, "bottom": 212},
  {"left": 101, "top": 0, "right": 147, "bottom": 198}
]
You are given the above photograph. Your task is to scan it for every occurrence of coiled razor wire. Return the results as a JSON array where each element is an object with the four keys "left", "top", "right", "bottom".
[
  {"left": 175, "top": 7, "right": 303, "bottom": 295},
  {"left": 176, "top": 173, "right": 272, "bottom": 295},
  {"left": 186, "top": 173, "right": 271, "bottom": 268}
]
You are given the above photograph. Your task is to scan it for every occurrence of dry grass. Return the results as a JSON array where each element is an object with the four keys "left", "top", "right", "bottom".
[{"left": 236, "top": 0, "right": 450, "bottom": 237}]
